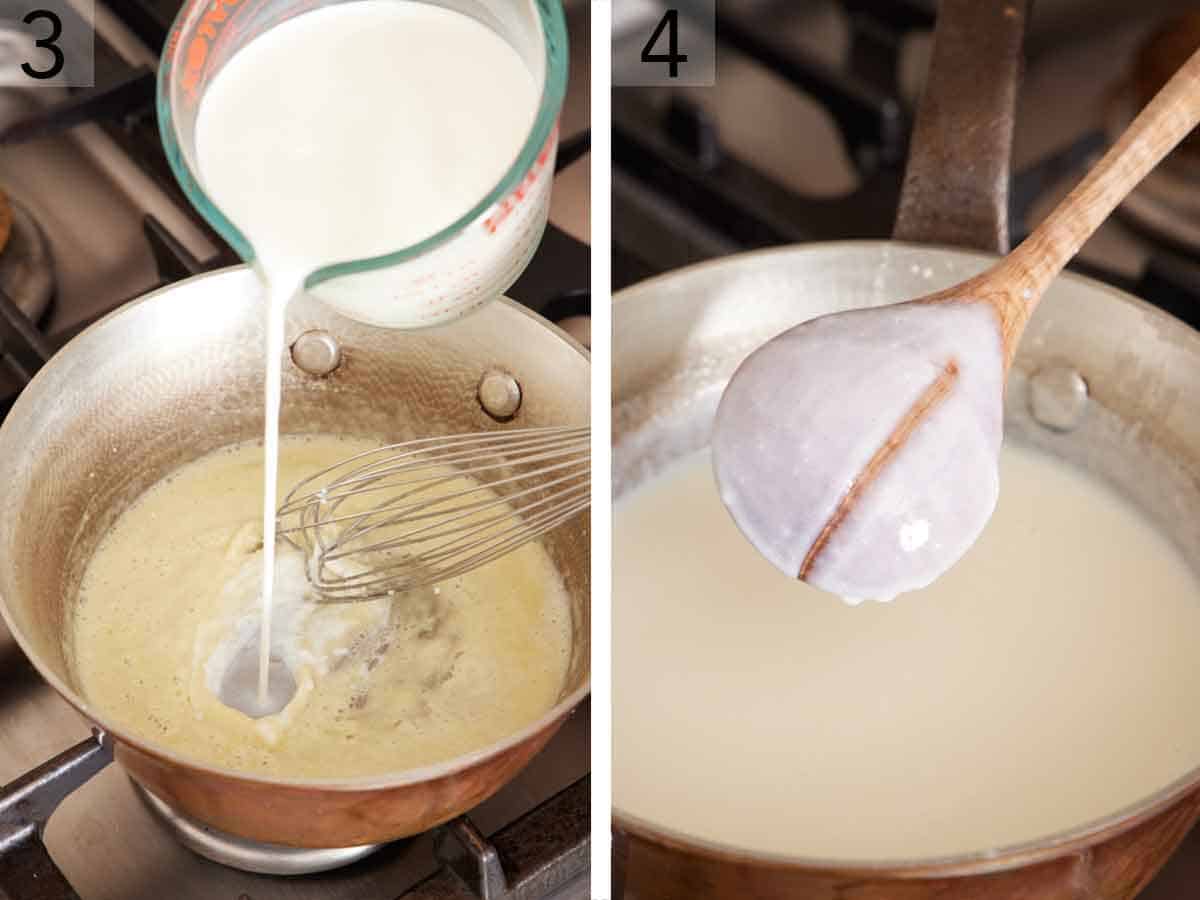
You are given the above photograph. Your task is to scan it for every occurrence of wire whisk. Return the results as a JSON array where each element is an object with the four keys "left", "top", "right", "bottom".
[{"left": 277, "top": 425, "right": 590, "bottom": 602}]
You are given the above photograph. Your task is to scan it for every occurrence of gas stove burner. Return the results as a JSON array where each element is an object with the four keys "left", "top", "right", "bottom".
[
  {"left": 0, "top": 191, "right": 54, "bottom": 322},
  {"left": 135, "top": 783, "right": 383, "bottom": 875}
]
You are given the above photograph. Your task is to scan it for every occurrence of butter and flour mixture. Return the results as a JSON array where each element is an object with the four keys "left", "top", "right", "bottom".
[{"left": 71, "top": 435, "right": 572, "bottom": 779}]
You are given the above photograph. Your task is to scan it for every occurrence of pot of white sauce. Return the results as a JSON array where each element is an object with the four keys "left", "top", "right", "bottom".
[{"left": 613, "top": 2, "right": 1200, "bottom": 896}]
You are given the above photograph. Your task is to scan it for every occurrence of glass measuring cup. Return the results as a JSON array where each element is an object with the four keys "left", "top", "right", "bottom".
[{"left": 157, "top": 0, "right": 567, "bottom": 328}]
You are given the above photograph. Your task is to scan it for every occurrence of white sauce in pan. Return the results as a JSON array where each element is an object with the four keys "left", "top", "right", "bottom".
[{"left": 615, "top": 444, "right": 1200, "bottom": 860}]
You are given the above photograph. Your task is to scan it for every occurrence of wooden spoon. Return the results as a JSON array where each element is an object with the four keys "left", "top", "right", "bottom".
[{"left": 712, "top": 47, "right": 1200, "bottom": 603}]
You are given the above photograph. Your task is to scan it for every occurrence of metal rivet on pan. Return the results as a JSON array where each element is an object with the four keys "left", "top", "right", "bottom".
[
  {"left": 1028, "top": 365, "right": 1089, "bottom": 431},
  {"left": 290, "top": 331, "right": 342, "bottom": 376},
  {"left": 478, "top": 370, "right": 522, "bottom": 421}
]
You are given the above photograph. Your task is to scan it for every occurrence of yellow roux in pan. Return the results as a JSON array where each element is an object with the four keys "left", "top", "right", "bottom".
[
  {"left": 614, "top": 444, "right": 1200, "bottom": 860},
  {"left": 70, "top": 435, "right": 573, "bottom": 779}
]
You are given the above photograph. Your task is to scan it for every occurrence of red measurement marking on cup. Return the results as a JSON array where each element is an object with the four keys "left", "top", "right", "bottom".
[
  {"left": 483, "top": 126, "right": 558, "bottom": 235},
  {"left": 180, "top": 0, "right": 245, "bottom": 101}
]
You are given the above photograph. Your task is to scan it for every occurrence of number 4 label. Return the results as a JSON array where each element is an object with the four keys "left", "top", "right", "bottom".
[
  {"left": 613, "top": 0, "right": 713, "bottom": 87},
  {"left": 641, "top": 9, "right": 688, "bottom": 78}
]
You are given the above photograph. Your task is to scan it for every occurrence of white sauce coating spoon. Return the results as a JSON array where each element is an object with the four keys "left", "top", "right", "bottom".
[{"left": 713, "top": 47, "right": 1200, "bottom": 602}]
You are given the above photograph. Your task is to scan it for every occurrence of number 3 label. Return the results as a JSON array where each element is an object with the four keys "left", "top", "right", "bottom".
[
  {"left": 21, "top": 9, "right": 64, "bottom": 80},
  {"left": 1, "top": 0, "right": 93, "bottom": 86}
]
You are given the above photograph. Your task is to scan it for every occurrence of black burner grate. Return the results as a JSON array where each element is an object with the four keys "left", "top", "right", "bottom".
[
  {"left": 612, "top": 1, "right": 928, "bottom": 287},
  {"left": 612, "top": 0, "right": 1200, "bottom": 331}
]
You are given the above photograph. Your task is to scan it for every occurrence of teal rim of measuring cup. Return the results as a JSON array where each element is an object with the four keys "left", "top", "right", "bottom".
[{"left": 156, "top": 0, "right": 569, "bottom": 287}]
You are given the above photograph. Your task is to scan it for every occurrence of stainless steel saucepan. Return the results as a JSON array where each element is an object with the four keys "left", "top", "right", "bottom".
[
  {"left": 613, "top": 1, "right": 1200, "bottom": 896},
  {"left": 0, "top": 267, "right": 590, "bottom": 855}
]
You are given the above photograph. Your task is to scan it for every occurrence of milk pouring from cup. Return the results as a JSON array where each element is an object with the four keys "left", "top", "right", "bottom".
[
  {"left": 157, "top": 0, "right": 568, "bottom": 715},
  {"left": 158, "top": 0, "right": 567, "bottom": 329}
]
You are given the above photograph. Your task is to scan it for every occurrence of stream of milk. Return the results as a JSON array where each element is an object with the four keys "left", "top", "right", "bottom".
[
  {"left": 193, "top": 1, "right": 538, "bottom": 707},
  {"left": 257, "top": 290, "right": 290, "bottom": 706}
]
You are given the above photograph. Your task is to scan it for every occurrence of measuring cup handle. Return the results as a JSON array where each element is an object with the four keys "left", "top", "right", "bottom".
[{"left": 892, "top": 0, "right": 1029, "bottom": 254}]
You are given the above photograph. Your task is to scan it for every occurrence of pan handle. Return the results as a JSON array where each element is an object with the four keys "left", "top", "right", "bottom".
[
  {"left": 892, "top": 0, "right": 1030, "bottom": 254},
  {"left": 0, "top": 731, "right": 113, "bottom": 899}
]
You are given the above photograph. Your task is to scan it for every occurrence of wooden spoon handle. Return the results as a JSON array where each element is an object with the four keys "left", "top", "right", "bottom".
[{"left": 1001, "top": 45, "right": 1200, "bottom": 299}]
